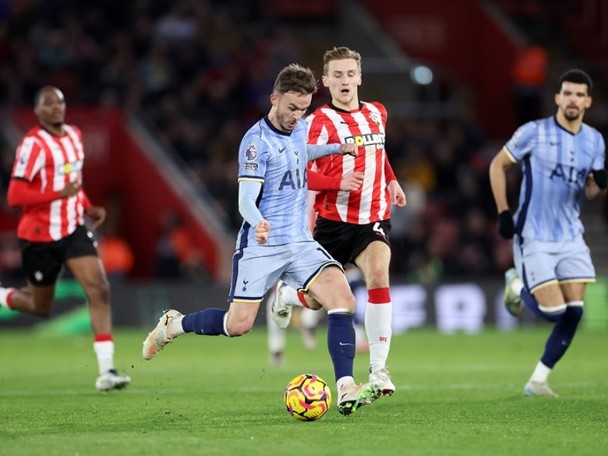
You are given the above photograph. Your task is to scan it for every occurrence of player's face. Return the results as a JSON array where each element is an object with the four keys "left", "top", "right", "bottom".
[
  {"left": 555, "top": 81, "right": 592, "bottom": 121},
  {"left": 322, "top": 58, "right": 361, "bottom": 110},
  {"left": 34, "top": 88, "right": 66, "bottom": 129},
  {"left": 270, "top": 91, "right": 312, "bottom": 132}
]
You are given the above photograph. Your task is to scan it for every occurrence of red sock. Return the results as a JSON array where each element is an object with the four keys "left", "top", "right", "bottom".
[
  {"left": 368, "top": 287, "right": 391, "bottom": 304},
  {"left": 94, "top": 334, "right": 113, "bottom": 342},
  {"left": 297, "top": 291, "right": 309, "bottom": 308},
  {"left": 6, "top": 290, "right": 16, "bottom": 309}
]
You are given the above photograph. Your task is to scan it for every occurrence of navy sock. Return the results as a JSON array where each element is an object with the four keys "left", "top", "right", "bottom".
[
  {"left": 522, "top": 288, "right": 559, "bottom": 322},
  {"left": 181, "top": 309, "right": 227, "bottom": 335},
  {"left": 540, "top": 305, "right": 583, "bottom": 368},
  {"left": 327, "top": 312, "right": 355, "bottom": 382}
]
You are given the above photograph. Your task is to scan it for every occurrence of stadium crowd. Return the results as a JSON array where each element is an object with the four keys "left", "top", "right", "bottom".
[{"left": 0, "top": 0, "right": 539, "bottom": 282}]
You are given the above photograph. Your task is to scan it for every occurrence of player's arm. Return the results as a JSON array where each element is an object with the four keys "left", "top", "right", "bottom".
[
  {"left": 384, "top": 159, "right": 406, "bottom": 207},
  {"left": 585, "top": 169, "right": 607, "bottom": 199},
  {"left": 306, "top": 144, "right": 357, "bottom": 161},
  {"left": 238, "top": 179, "right": 270, "bottom": 244},
  {"left": 81, "top": 191, "right": 107, "bottom": 229},
  {"left": 489, "top": 147, "right": 517, "bottom": 238},
  {"left": 308, "top": 167, "right": 363, "bottom": 192},
  {"left": 7, "top": 177, "right": 80, "bottom": 207}
]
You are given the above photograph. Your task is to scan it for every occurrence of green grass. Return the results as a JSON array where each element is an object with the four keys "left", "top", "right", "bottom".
[{"left": 1, "top": 326, "right": 607, "bottom": 455}]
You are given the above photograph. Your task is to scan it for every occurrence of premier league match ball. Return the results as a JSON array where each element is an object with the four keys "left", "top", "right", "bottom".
[{"left": 284, "top": 373, "right": 332, "bottom": 421}]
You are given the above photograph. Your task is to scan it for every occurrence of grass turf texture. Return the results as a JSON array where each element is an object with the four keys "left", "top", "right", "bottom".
[{"left": 1, "top": 327, "right": 607, "bottom": 456}]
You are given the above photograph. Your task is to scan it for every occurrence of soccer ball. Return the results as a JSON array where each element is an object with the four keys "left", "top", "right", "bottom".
[{"left": 284, "top": 373, "right": 332, "bottom": 421}]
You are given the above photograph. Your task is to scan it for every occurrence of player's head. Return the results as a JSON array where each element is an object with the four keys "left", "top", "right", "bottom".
[
  {"left": 555, "top": 69, "right": 593, "bottom": 122},
  {"left": 321, "top": 47, "right": 362, "bottom": 110},
  {"left": 270, "top": 64, "right": 317, "bottom": 132},
  {"left": 34, "top": 86, "right": 66, "bottom": 130}
]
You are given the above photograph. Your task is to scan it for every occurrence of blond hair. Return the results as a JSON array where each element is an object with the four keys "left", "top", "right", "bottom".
[{"left": 322, "top": 47, "right": 362, "bottom": 75}]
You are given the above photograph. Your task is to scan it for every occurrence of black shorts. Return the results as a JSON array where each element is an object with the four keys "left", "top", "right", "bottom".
[
  {"left": 313, "top": 217, "right": 391, "bottom": 266},
  {"left": 18, "top": 225, "right": 98, "bottom": 286}
]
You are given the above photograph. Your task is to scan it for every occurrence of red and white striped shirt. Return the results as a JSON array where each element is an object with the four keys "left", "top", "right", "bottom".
[
  {"left": 306, "top": 101, "right": 396, "bottom": 224},
  {"left": 10, "top": 124, "right": 89, "bottom": 242}
]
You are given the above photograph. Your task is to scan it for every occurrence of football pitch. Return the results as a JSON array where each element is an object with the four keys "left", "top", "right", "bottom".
[{"left": 1, "top": 326, "right": 607, "bottom": 456}]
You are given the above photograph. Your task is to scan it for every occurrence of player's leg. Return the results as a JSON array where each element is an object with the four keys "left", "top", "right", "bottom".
[
  {"left": 266, "top": 285, "right": 287, "bottom": 365},
  {"left": 0, "top": 283, "right": 55, "bottom": 316},
  {"left": 67, "top": 252, "right": 130, "bottom": 391},
  {"left": 307, "top": 266, "right": 377, "bottom": 415},
  {"left": 0, "top": 239, "right": 59, "bottom": 316},
  {"left": 143, "top": 243, "right": 275, "bottom": 359},
  {"left": 270, "top": 280, "right": 322, "bottom": 329},
  {"left": 300, "top": 306, "right": 323, "bottom": 351},
  {"left": 354, "top": 240, "right": 394, "bottom": 395},
  {"left": 525, "top": 281, "right": 585, "bottom": 397}
]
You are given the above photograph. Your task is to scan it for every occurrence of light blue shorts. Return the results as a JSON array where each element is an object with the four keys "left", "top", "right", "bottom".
[
  {"left": 227, "top": 241, "right": 342, "bottom": 303},
  {"left": 513, "top": 235, "right": 596, "bottom": 292}
]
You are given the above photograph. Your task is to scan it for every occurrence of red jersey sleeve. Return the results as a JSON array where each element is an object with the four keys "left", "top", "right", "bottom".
[
  {"left": 385, "top": 159, "right": 396, "bottom": 182},
  {"left": 7, "top": 178, "right": 62, "bottom": 207},
  {"left": 308, "top": 168, "right": 342, "bottom": 191}
]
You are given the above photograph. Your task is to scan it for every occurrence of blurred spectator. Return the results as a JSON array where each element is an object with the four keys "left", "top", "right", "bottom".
[
  {"left": 154, "top": 210, "right": 208, "bottom": 281},
  {"left": 512, "top": 44, "right": 548, "bottom": 124}
]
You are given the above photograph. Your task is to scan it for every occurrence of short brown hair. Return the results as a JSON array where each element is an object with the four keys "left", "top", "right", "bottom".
[
  {"left": 273, "top": 64, "right": 318, "bottom": 95},
  {"left": 322, "top": 46, "right": 362, "bottom": 75}
]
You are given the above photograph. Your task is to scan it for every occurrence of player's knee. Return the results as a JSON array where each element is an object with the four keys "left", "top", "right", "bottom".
[
  {"left": 332, "top": 292, "right": 355, "bottom": 313},
  {"left": 30, "top": 296, "right": 53, "bottom": 317},
  {"left": 306, "top": 298, "right": 323, "bottom": 310},
  {"left": 364, "top": 269, "right": 389, "bottom": 289}
]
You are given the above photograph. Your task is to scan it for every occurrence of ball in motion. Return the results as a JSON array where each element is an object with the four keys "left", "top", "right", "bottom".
[{"left": 284, "top": 373, "right": 332, "bottom": 421}]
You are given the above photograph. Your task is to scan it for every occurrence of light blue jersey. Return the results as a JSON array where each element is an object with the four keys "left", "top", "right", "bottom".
[
  {"left": 235, "top": 117, "right": 340, "bottom": 248},
  {"left": 505, "top": 116, "right": 605, "bottom": 242}
]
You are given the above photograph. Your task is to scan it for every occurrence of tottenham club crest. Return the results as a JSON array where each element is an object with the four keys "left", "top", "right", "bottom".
[{"left": 245, "top": 144, "right": 257, "bottom": 161}]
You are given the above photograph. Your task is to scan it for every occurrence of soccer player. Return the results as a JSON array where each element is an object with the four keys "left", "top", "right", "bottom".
[
  {"left": 489, "top": 69, "right": 607, "bottom": 397},
  {"left": 0, "top": 86, "right": 131, "bottom": 392},
  {"left": 270, "top": 47, "right": 406, "bottom": 397},
  {"left": 266, "top": 168, "right": 364, "bottom": 366},
  {"left": 142, "top": 63, "right": 380, "bottom": 416}
]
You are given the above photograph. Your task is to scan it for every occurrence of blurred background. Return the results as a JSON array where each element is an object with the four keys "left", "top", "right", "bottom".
[{"left": 1, "top": 0, "right": 607, "bottom": 333}]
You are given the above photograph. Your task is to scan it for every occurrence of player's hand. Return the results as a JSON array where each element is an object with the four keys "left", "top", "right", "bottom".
[
  {"left": 61, "top": 179, "right": 81, "bottom": 198},
  {"left": 255, "top": 219, "right": 271, "bottom": 244},
  {"left": 339, "top": 171, "right": 364, "bottom": 191},
  {"left": 592, "top": 169, "right": 608, "bottom": 190},
  {"left": 339, "top": 143, "right": 357, "bottom": 157},
  {"left": 85, "top": 206, "right": 106, "bottom": 229},
  {"left": 497, "top": 210, "right": 515, "bottom": 239},
  {"left": 388, "top": 180, "right": 406, "bottom": 207}
]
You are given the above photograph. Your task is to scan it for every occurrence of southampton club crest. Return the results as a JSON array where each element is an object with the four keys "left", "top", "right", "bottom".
[{"left": 370, "top": 112, "right": 381, "bottom": 126}]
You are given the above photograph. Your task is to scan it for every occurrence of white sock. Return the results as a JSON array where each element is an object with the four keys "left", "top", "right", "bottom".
[
  {"left": 169, "top": 314, "right": 185, "bottom": 336},
  {"left": 300, "top": 307, "right": 322, "bottom": 329},
  {"left": 281, "top": 286, "right": 304, "bottom": 307},
  {"left": 93, "top": 340, "right": 115, "bottom": 374},
  {"left": 366, "top": 302, "right": 392, "bottom": 373},
  {"left": 0, "top": 287, "right": 16, "bottom": 308},
  {"left": 266, "top": 291, "right": 286, "bottom": 353},
  {"left": 336, "top": 376, "right": 355, "bottom": 393},
  {"left": 530, "top": 361, "right": 552, "bottom": 383}
]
